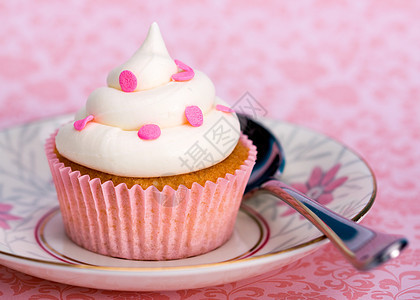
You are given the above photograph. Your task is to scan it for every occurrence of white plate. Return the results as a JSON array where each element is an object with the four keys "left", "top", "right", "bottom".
[{"left": 0, "top": 115, "right": 376, "bottom": 291}]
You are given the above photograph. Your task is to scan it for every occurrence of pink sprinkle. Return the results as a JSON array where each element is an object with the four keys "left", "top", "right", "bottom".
[
  {"left": 74, "top": 115, "right": 94, "bottom": 131},
  {"left": 171, "top": 59, "right": 195, "bottom": 81},
  {"left": 216, "top": 104, "right": 235, "bottom": 113},
  {"left": 119, "top": 70, "right": 137, "bottom": 92},
  {"left": 174, "top": 59, "right": 192, "bottom": 71},
  {"left": 185, "top": 106, "right": 203, "bottom": 127},
  {"left": 138, "top": 124, "right": 161, "bottom": 140}
]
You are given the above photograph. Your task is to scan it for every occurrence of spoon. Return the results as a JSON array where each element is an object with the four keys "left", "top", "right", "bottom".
[{"left": 239, "top": 113, "right": 408, "bottom": 270}]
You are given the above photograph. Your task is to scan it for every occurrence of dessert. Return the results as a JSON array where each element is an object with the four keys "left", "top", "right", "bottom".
[{"left": 45, "top": 23, "right": 256, "bottom": 260}]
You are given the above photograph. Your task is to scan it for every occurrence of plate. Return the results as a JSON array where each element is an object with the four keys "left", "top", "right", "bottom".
[{"left": 0, "top": 115, "right": 376, "bottom": 291}]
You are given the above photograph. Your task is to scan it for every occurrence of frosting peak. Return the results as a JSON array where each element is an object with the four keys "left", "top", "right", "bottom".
[{"left": 106, "top": 22, "right": 177, "bottom": 91}]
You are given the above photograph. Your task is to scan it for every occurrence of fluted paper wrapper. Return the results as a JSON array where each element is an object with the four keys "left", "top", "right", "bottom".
[{"left": 45, "top": 133, "right": 256, "bottom": 260}]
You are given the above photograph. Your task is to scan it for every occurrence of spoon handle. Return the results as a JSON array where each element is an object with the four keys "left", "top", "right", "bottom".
[{"left": 261, "top": 179, "right": 408, "bottom": 270}]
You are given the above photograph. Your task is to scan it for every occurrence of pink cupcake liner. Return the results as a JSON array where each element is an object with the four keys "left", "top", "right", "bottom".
[{"left": 45, "top": 133, "right": 257, "bottom": 260}]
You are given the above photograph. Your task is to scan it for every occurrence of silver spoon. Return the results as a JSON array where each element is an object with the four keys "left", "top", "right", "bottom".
[{"left": 239, "top": 113, "right": 408, "bottom": 270}]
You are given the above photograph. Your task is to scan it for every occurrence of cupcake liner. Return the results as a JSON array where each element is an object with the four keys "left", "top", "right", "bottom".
[{"left": 45, "top": 132, "right": 257, "bottom": 260}]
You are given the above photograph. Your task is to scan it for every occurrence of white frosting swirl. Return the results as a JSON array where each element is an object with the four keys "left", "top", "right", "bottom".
[
  {"left": 85, "top": 71, "right": 215, "bottom": 130},
  {"left": 56, "top": 22, "right": 240, "bottom": 177}
]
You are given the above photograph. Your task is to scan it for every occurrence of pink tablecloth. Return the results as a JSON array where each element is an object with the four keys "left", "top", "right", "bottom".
[{"left": 1, "top": 1, "right": 419, "bottom": 299}]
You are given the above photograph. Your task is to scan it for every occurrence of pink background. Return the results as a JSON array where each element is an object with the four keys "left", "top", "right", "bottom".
[{"left": 1, "top": 1, "right": 420, "bottom": 299}]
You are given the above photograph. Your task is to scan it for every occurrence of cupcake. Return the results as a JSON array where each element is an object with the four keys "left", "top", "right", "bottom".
[{"left": 45, "top": 22, "right": 256, "bottom": 260}]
